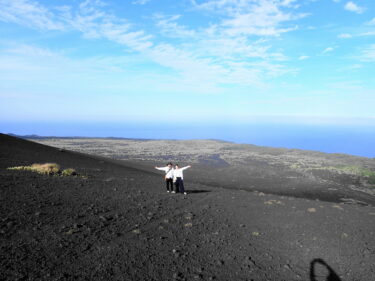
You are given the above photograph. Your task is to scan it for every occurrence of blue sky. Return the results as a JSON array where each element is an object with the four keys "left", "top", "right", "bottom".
[{"left": 0, "top": 0, "right": 374, "bottom": 125}]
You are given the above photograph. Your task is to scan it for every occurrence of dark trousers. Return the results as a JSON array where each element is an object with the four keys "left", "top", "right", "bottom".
[
  {"left": 175, "top": 177, "right": 185, "bottom": 193},
  {"left": 165, "top": 178, "right": 173, "bottom": 191}
]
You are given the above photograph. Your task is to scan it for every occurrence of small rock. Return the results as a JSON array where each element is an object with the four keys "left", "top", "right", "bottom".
[
  {"left": 132, "top": 229, "right": 141, "bottom": 234},
  {"left": 332, "top": 204, "right": 344, "bottom": 211},
  {"left": 217, "top": 260, "right": 224, "bottom": 265},
  {"left": 172, "top": 272, "right": 183, "bottom": 280},
  {"left": 284, "top": 264, "right": 291, "bottom": 270},
  {"left": 65, "top": 229, "right": 74, "bottom": 235},
  {"left": 307, "top": 208, "right": 316, "bottom": 213},
  {"left": 252, "top": 232, "right": 260, "bottom": 236}
]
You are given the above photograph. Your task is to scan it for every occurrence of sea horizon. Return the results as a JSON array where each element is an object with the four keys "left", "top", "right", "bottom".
[{"left": 2, "top": 121, "right": 375, "bottom": 158}]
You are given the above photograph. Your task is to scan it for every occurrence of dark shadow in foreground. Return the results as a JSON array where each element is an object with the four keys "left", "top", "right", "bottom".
[
  {"left": 188, "top": 190, "right": 211, "bottom": 194},
  {"left": 310, "top": 259, "right": 342, "bottom": 281}
]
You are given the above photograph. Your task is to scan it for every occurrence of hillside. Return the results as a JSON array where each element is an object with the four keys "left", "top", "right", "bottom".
[{"left": 1, "top": 134, "right": 374, "bottom": 280}]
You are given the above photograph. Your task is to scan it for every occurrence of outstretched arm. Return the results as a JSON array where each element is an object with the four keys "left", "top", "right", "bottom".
[
  {"left": 181, "top": 165, "right": 191, "bottom": 171},
  {"left": 155, "top": 166, "right": 167, "bottom": 171}
]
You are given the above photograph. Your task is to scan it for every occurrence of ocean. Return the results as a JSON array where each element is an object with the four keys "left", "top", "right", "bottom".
[{"left": 1, "top": 122, "right": 374, "bottom": 158}]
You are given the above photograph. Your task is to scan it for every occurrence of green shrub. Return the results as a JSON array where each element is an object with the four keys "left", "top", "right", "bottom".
[
  {"left": 368, "top": 175, "right": 375, "bottom": 185},
  {"left": 62, "top": 168, "right": 77, "bottom": 176},
  {"left": 8, "top": 163, "right": 60, "bottom": 175}
]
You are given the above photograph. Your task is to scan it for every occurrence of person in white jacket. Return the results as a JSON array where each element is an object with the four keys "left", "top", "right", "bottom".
[
  {"left": 173, "top": 164, "right": 191, "bottom": 195},
  {"left": 155, "top": 162, "right": 174, "bottom": 193}
]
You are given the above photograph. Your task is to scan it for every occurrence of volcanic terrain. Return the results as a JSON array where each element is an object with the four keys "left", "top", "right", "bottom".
[{"left": 1, "top": 133, "right": 374, "bottom": 280}]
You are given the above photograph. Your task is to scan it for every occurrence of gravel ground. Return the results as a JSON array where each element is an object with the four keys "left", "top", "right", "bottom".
[{"left": 1, "top": 134, "right": 374, "bottom": 280}]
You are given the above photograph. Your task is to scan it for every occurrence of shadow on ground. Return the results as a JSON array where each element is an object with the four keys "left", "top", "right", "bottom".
[
  {"left": 188, "top": 189, "right": 211, "bottom": 194},
  {"left": 310, "top": 259, "right": 342, "bottom": 281}
]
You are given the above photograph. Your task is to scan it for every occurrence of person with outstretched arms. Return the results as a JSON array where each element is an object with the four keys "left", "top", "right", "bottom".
[
  {"left": 155, "top": 162, "right": 174, "bottom": 193},
  {"left": 173, "top": 164, "right": 191, "bottom": 195}
]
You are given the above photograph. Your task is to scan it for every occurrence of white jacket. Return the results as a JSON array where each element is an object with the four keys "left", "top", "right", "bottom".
[
  {"left": 173, "top": 166, "right": 190, "bottom": 181},
  {"left": 156, "top": 167, "right": 174, "bottom": 179}
]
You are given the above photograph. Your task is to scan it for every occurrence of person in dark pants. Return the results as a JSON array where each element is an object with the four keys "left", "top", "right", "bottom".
[
  {"left": 155, "top": 162, "right": 174, "bottom": 193},
  {"left": 173, "top": 164, "right": 191, "bottom": 195}
]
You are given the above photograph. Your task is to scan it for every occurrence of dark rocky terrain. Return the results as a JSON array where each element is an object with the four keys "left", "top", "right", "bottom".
[{"left": 1, "top": 133, "right": 375, "bottom": 280}]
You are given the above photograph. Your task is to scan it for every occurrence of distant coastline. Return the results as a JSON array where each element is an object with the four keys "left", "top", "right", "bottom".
[{"left": 4, "top": 123, "right": 375, "bottom": 159}]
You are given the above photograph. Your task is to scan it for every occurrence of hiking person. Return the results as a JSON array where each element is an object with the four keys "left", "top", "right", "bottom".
[
  {"left": 155, "top": 162, "right": 174, "bottom": 193},
  {"left": 173, "top": 164, "right": 191, "bottom": 195}
]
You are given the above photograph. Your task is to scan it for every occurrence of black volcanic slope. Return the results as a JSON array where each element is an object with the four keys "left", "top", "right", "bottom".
[{"left": 1, "top": 133, "right": 374, "bottom": 280}]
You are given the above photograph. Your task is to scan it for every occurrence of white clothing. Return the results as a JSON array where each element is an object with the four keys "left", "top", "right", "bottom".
[
  {"left": 156, "top": 166, "right": 174, "bottom": 179},
  {"left": 173, "top": 166, "right": 190, "bottom": 181}
]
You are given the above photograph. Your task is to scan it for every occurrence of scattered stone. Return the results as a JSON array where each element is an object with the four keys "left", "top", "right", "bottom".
[
  {"left": 185, "top": 223, "right": 193, "bottom": 228},
  {"left": 65, "top": 229, "right": 74, "bottom": 235},
  {"left": 172, "top": 249, "right": 180, "bottom": 257},
  {"left": 284, "top": 264, "right": 291, "bottom": 270},
  {"left": 264, "top": 200, "right": 283, "bottom": 205},
  {"left": 185, "top": 213, "right": 193, "bottom": 220},
  {"left": 99, "top": 215, "right": 107, "bottom": 222},
  {"left": 341, "top": 233, "right": 348, "bottom": 239},
  {"left": 332, "top": 204, "right": 344, "bottom": 211},
  {"left": 132, "top": 229, "right": 141, "bottom": 234},
  {"left": 172, "top": 272, "right": 183, "bottom": 280},
  {"left": 252, "top": 232, "right": 260, "bottom": 236},
  {"left": 217, "top": 260, "right": 224, "bottom": 265},
  {"left": 307, "top": 208, "right": 316, "bottom": 213},
  {"left": 244, "top": 256, "right": 256, "bottom": 266}
]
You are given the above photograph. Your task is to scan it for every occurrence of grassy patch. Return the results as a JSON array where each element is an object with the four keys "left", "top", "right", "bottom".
[
  {"left": 334, "top": 166, "right": 375, "bottom": 186},
  {"left": 62, "top": 168, "right": 77, "bottom": 176},
  {"left": 290, "top": 163, "right": 375, "bottom": 186},
  {"left": 7, "top": 163, "right": 78, "bottom": 177},
  {"left": 332, "top": 165, "right": 375, "bottom": 179},
  {"left": 8, "top": 163, "right": 60, "bottom": 175}
]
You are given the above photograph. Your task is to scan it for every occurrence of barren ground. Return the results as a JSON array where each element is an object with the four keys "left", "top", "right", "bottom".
[{"left": 1, "top": 134, "right": 374, "bottom": 280}]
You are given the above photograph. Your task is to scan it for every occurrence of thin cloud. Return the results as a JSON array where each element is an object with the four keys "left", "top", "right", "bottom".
[
  {"left": 132, "top": 0, "right": 151, "bottom": 4},
  {"left": 344, "top": 1, "right": 365, "bottom": 14},
  {"left": 192, "top": 0, "right": 307, "bottom": 37},
  {"left": 298, "top": 55, "right": 309, "bottom": 60},
  {"left": 323, "top": 47, "right": 334, "bottom": 53},
  {"left": 0, "top": 0, "right": 65, "bottom": 30},
  {"left": 338, "top": 33, "right": 352, "bottom": 38},
  {"left": 360, "top": 44, "right": 375, "bottom": 62},
  {"left": 366, "top": 18, "right": 375, "bottom": 25},
  {"left": 0, "top": 0, "right": 306, "bottom": 90},
  {"left": 154, "top": 14, "right": 197, "bottom": 38}
]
